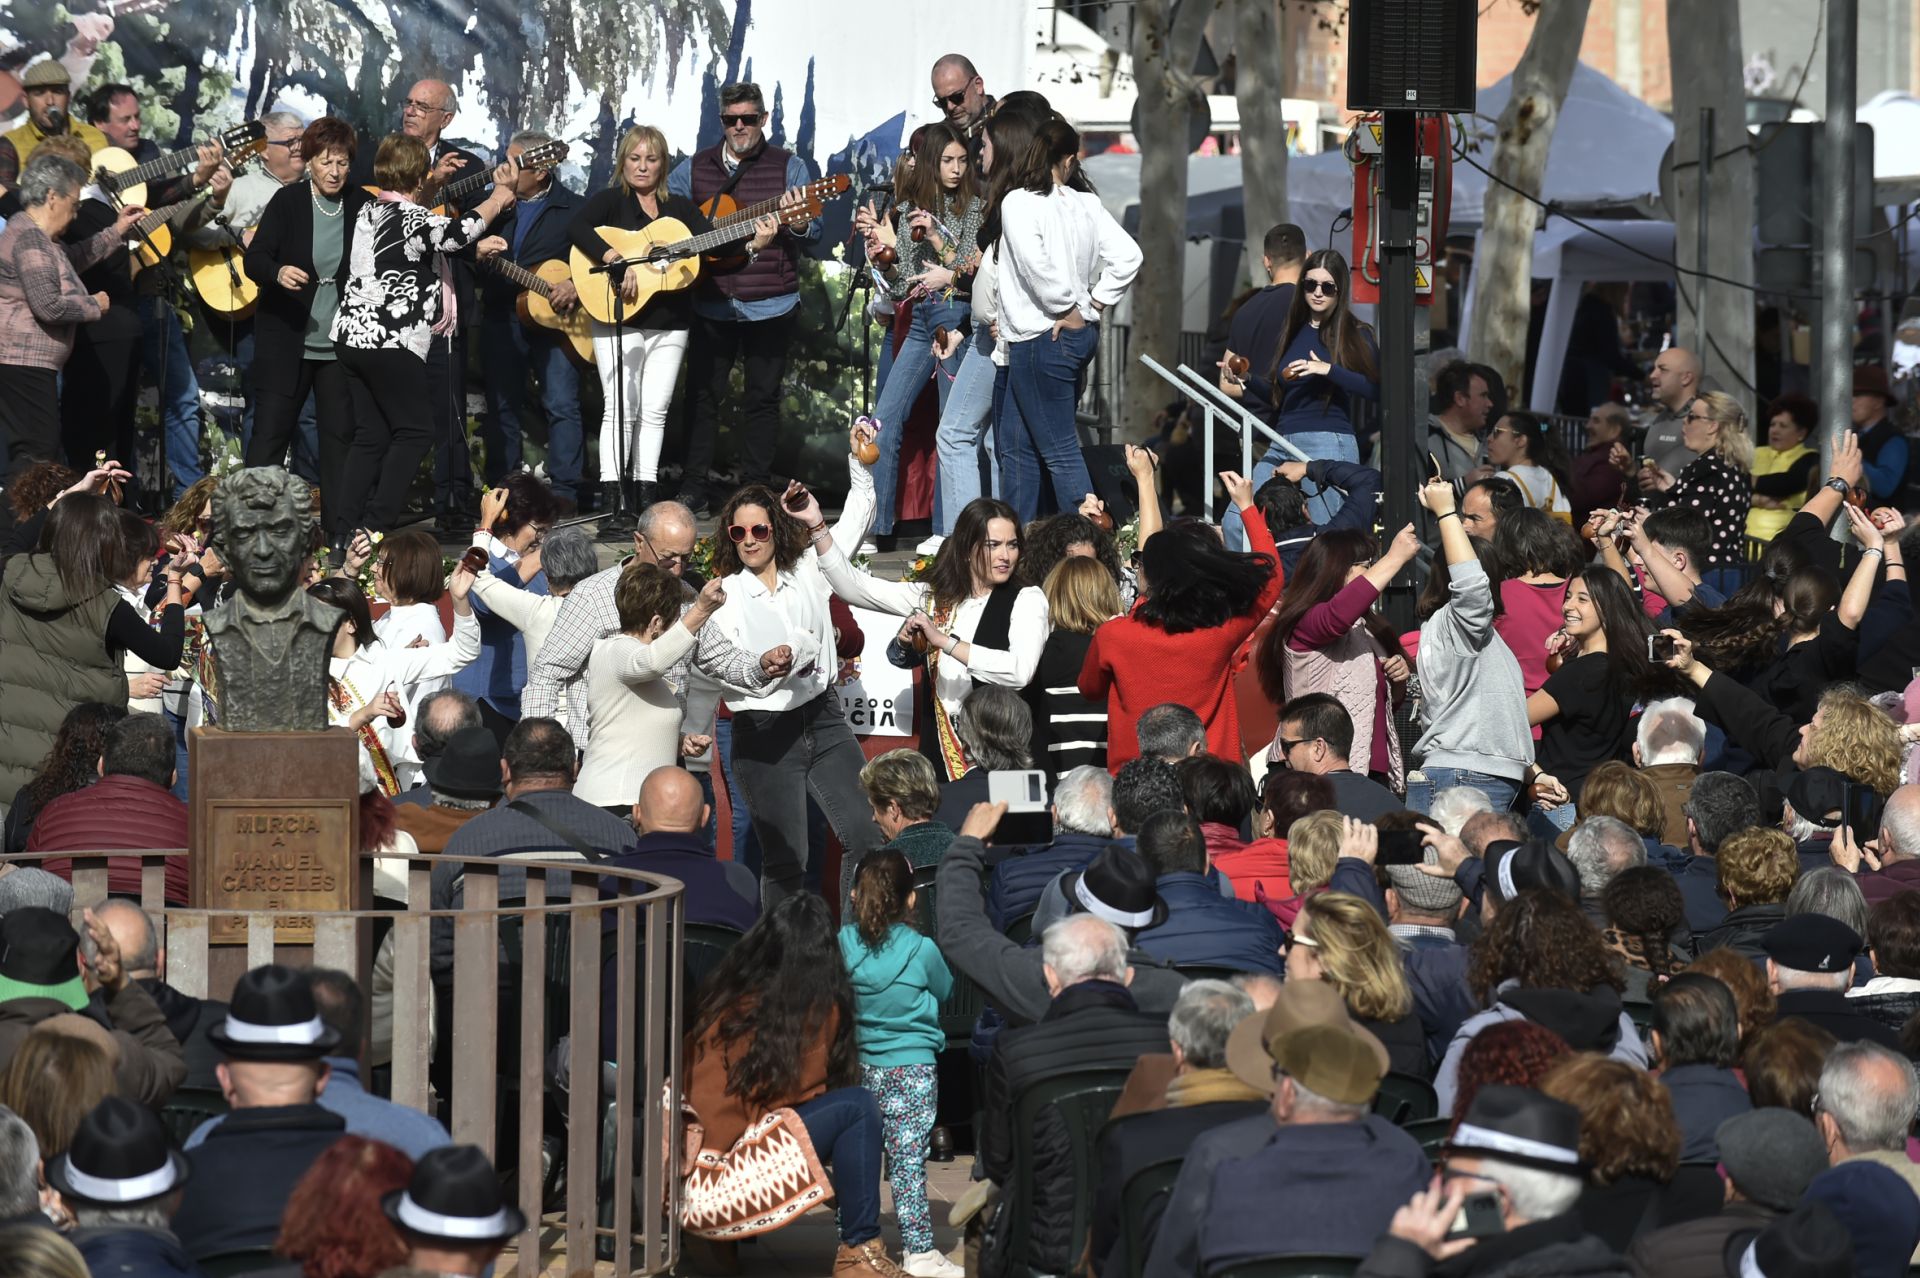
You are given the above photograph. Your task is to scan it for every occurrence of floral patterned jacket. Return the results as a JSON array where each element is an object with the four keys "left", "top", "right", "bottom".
[{"left": 330, "top": 198, "right": 488, "bottom": 359}]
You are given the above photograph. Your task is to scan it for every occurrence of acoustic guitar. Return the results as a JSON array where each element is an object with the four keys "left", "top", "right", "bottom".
[
  {"left": 127, "top": 188, "right": 214, "bottom": 276},
  {"left": 93, "top": 120, "right": 266, "bottom": 209},
  {"left": 486, "top": 256, "right": 595, "bottom": 366},
  {"left": 363, "top": 137, "right": 567, "bottom": 212},
  {"left": 566, "top": 173, "right": 850, "bottom": 326},
  {"left": 185, "top": 150, "right": 268, "bottom": 319}
]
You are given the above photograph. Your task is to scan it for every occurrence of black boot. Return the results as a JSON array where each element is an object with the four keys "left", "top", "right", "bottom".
[
  {"left": 599, "top": 480, "right": 637, "bottom": 536},
  {"left": 634, "top": 480, "right": 657, "bottom": 515}
]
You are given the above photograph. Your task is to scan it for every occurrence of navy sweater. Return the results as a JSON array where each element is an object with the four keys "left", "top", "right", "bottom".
[{"left": 1248, "top": 323, "right": 1380, "bottom": 438}]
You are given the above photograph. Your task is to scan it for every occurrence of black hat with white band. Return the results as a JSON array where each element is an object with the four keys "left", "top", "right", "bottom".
[
  {"left": 46, "top": 1096, "right": 190, "bottom": 1207},
  {"left": 1442, "top": 1085, "right": 1586, "bottom": 1174},
  {"left": 382, "top": 1145, "right": 528, "bottom": 1243},
  {"left": 1062, "top": 847, "right": 1169, "bottom": 933},
  {"left": 1483, "top": 840, "right": 1582, "bottom": 905},
  {"left": 206, "top": 964, "right": 342, "bottom": 1061}
]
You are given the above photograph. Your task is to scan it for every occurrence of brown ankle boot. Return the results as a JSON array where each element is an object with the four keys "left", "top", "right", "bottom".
[{"left": 833, "top": 1239, "right": 909, "bottom": 1278}]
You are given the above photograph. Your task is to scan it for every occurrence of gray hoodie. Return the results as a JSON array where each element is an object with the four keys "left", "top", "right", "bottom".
[{"left": 1413, "top": 559, "right": 1534, "bottom": 782}]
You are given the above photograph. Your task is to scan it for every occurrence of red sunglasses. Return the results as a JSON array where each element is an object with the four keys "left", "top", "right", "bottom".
[{"left": 728, "top": 523, "right": 773, "bottom": 543}]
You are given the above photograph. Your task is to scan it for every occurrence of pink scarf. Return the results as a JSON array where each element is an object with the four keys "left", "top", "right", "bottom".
[{"left": 375, "top": 190, "right": 458, "bottom": 336}]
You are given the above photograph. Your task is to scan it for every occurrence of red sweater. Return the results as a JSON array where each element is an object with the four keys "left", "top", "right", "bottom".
[
  {"left": 28, "top": 774, "right": 189, "bottom": 904},
  {"left": 1080, "top": 508, "right": 1285, "bottom": 770}
]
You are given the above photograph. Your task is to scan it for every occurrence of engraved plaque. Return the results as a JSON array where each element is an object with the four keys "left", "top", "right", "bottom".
[{"left": 204, "top": 799, "right": 353, "bottom": 944}]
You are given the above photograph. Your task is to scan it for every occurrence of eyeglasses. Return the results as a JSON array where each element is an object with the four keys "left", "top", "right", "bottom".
[
  {"left": 727, "top": 523, "right": 773, "bottom": 543},
  {"left": 933, "top": 89, "right": 969, "bottom": 109},
  {"left": 1302, "top": 279, "right": 1338, "bottom": 297},
  {"left": 1283, "top": 932, "right": 1318, "bottom": 952},
  {"left": 639, "top": 533, "right": 690, "bottom": 567},
  {"left": 720, "top": 111, "right": 765, "bottom": 128},
  {"left": 265, "top": 138, "right": 302, "bottom": 152},
  {"left": 1683, "top": 410, "right": 1713, "bottom": 424},
  {"left": 402, "top": 97, "right": 451, "bottom": 115}
]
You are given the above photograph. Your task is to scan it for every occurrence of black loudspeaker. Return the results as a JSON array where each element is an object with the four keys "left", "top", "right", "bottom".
[
  {"left": 1082, "top": 445, "right": 1140, "bottom": 526},
  {"left": 1347, "top": 0, "right": 1479, "bottom": 114}
]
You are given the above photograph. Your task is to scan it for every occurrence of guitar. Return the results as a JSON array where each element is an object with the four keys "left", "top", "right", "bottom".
[
  {"left": 185, "top": 150, "right": 267, "bottom": 318},
  {"left": 127, "top": 187, "right": 215, "bottom": 275},
  {"left": 699, "top": 172, "right": 852, "bottom": 267},
  {"left": 93, "top": 120, "right": 266, "bottom": 209},
  {"left": 567, "top": 174, "right": 850, "bottom": 326},
  {"left": 486, "top": 256, "right": 594, "bottom": 366},
  {"left": 363, "top": 137, "right": 567, "bottom": 213}
]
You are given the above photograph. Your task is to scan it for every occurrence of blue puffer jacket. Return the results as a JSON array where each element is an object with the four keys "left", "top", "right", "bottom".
[
  {"left": 73, "top": 1225, "right": 204, "bottom": 1278},
  {"left": 1136, "top": 872, "right": 1286, "bottom": 974},
  {"left": 986, "top": 833, "right": 1117, "bottom": 931},
  {"left": 1397, "top": 931, "right": 1477, "bottom": 1069}
]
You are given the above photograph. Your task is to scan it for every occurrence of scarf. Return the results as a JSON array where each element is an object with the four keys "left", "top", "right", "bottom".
[
  {"left": 375, "top": 190, "right": 457, "bottom": 336},
  {"left": 1164, "top": 1067, "right": 1266, "bottom": 1109}
]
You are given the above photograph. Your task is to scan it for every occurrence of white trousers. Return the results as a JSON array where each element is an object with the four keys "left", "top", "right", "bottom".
[{"left": 591, "top": 321, "right": 688, "bottom": 482}]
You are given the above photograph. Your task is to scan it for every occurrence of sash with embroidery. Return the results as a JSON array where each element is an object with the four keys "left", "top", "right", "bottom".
[
  {"left": 926, "top": 606, "right": 971, "bottom": 782},
  {"left": 327, "top": 674, "right": 400, "bottom": 796}
]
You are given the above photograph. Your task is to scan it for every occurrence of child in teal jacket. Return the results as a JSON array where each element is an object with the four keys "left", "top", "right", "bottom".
[{"left": 839, "top": 850, "right": 957, "bottom": 1277}]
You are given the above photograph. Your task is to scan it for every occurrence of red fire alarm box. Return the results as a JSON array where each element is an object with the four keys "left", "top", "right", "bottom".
[{"left": 1348, "top": 113, "right": 1452, "bottom": 306}]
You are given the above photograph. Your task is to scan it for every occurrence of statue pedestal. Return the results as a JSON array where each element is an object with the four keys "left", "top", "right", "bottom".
[{"left": 189, "top": 727, "right": 364, "bottom": 997}]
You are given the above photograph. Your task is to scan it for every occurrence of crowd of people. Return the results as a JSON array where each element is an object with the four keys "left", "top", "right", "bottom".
[{"left": 9, "top": 34, "right": 1920, "bottom": 1278}]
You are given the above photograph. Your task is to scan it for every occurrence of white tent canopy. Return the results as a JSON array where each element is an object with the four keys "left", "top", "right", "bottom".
[{"left": 1862, "top": 91, "right": 1920, "bottom": 179}]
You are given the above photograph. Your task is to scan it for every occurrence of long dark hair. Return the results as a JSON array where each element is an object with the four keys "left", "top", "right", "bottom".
[
  {"left": 983, "top": 111, "right": 1092, "bottom": 246},
  {"left": 1569, "top": 569, "right": 1655, "bottom": 695},
  {"left": 38, "top": 494, "right": 145, "bottom": 597},
  {"left": 1272, "top": 249, "right": 1377, "bottom": 385},
  {"left": 1682, "top": 563, "right": 1836, "bottom": 673},
  {"left": 1015, "top": 512, "right": 1123, "bottom": 593},
  {"left": 1500, "top": 411, "right": 1573, "bottom": 495},
  {"left": 850, "top": 850, "right": 916, "bottom": 950},
  {"left": 686, "top": 895, "right": 857, "bottom": 1108},
  {"left": 1135, "top": 519, "right": 1275, "bottom": 635},
  {"left": 308, "top": 578, "right": 376, "bottom": 650},
  {"left": 711, "top": 485, "right": 809, "bottom": 578},
  {"left": 12, "top": 702, "right": 128, "bottom": 835},
  {"left": 1257, "top": 528, "right": 1403, "bottom": 704},
  {"left": 1470, "top": 888, "right": 1625, "bottom": 1004},
  {"left": 1417, "top": 535, "right": 1507, "bottom": 624},
  {"left": 898, "top": 121, "right": 978, "bottom": 218},
  {"left": 929, "top": 498, "right": 1022, "bottom": 614}
]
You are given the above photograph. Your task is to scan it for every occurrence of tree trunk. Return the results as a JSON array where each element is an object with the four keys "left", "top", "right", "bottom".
[
  {"left": 1233, "top": 0, "right": 1289, "bottom": 289},
  {"left": 1123, "top": 0, "right": 1218, "bottom": 440},
  {"left": 1466, "top": 0, "right": 1593, "bottom": 398},
  {"left": 1667, "top": 0, "right": 1756, "bottom": 399}
]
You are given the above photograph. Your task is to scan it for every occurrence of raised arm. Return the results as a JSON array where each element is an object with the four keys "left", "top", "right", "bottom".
[
  {"left": 521, "top": 575, "right": 616, "bottom": 720},
  {"left": 1416, "top": 476, "right": 1493, "bottom": 646},
  {"left": 1126, "top": 444, "right": 1163, "bottom": 550},
  {"left": 1838, "top": 504, "right": 1887, "bottom": 630}
]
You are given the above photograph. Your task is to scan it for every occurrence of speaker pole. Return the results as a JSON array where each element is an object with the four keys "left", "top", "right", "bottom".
[{"left": 1376, "top": 110, "right": 1422, "bottom": 632}]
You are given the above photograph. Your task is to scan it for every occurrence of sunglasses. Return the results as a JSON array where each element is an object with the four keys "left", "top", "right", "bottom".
[
  {"left": 933, "top": 89, "right": 969, "bottom": 109},
  {"left": 1283, "top": 932, "right": 1319, "bottom": 952},
  {"left": 1302, "top": 279, "right": 1338, "bottom": 297},
  {"left": 727, "top": 523, "right": 773, "bottom": 543},
  {"left": 1276, "top": 737, "right": 1312, "bottom": 754},
  {"left": 720, "top": 112, "right": 765, "bottom": 128}
]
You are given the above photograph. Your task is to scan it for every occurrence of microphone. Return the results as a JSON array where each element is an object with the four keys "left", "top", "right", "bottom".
[{"left": 45, "top": 106, "right": 69, "bottom": 134}]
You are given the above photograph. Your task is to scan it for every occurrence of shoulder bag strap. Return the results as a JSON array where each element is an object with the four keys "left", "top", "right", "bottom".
[{"left": 506, "top": 800, "right": 611, "bottom": 863}]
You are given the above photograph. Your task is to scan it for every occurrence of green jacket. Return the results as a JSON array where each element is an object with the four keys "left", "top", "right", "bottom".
[{"left": 0, "top": 554, "right": 122, "bottom": 804}]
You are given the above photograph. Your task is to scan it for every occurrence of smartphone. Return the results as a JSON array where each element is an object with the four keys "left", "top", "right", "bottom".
[
  {"left": 1377, "top": 828, "right": 1429, "bottom": 867},
  {"left": 1445, "top": 1191, "right": 1506, "bottom": 1241},
  {"left": 988, "top": 770, "right": 1053, "bottom": 847},
  {"left": 1647, "top": 633, "right": 1677, "bottom": 663},
  {"left": 1839, "top": 781, "right": 1882, "bottom": 843}
]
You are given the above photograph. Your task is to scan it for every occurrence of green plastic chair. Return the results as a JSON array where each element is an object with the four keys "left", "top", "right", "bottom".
[
  {"left": 1403, "top": 1116, "right": 1453, "bottom": 1158},
  {"left": 1000, "top": 1069, "right": 1131, "bottom": 1277},
  {"left": 159, "top": 1087, "right": 228, "bottom": 1146},
  {"left": 1372, "top": 1072, "right": 1439, "bottom": 1127},
  {"left": 913, "top": 864, "right": 987, "bottom": 1047},
  {"left": 1116, "top": 1154, "right": 1185, "bottom": 1278}
]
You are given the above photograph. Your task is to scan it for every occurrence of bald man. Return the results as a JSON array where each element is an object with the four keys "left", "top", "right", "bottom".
[
  {"left": 94, "top": 899, "right": 226, "bottom": 1089},
  {"left": 931, "top": 53, "right": 993, "bottom": 141},
  {"left": 1641, "top": 346, "right": 1704, "bottom": 477},
  {"left": 604, "top": 766, "right": 757, "bottom": 930}
]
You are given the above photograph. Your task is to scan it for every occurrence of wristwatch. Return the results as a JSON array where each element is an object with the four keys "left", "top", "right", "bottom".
[{"left": 1826, "top": 477, "right": 1853, "bottom": 495}]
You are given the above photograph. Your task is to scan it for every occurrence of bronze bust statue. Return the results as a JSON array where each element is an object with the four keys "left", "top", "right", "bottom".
[{"left": 202, "top": 468, "right": 343, "bottom": 732}]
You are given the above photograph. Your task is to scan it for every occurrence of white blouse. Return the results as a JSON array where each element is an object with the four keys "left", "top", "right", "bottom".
[
  {"left": 995, "top": 185, "right": 1142, "bottom": 344},
  {"left": 373, "top": 600, "right": 449, "bottom": 780},
  {"left": 574, "top": 624, "right": 698, "bottom": 808},
  {"left": 329, "top": 609, "right": 481, "bottom": 792},
  {"left": 813, "top": 542, "right": 1050, "bottom": 724}
]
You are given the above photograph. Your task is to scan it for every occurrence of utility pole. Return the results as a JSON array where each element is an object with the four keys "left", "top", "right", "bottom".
[
  {"left": 1377, "top": 112, "right": 1420, "bottom": 630},
  {"left": 1816, "top": 0, "right": 1857, "bottom": 475}
]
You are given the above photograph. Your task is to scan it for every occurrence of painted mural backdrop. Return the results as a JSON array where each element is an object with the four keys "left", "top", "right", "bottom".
[{"left": 1, "top": 0, "right": 1024, "bottom": 485}]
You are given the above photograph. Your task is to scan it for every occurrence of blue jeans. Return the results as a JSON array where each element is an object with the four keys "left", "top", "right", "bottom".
[
  {"left": 236, "top": 329, "right": 320, "bottom": 484},
  {"left": 1407, "top": 767, "right": 1521, "bottom": 817},
  {"left": 714, "top": 715, "right": 760, "bottom": 880},
  {"left": 163, "top": 705, "right": 190, "bottom": 803},
  {"left": 1222, "top": 429, "right": 1360, "bottom": 551},
  {"left": 1528, "top": 801, "right": 1577, "bottom": 839},
  {"left": 139, "top": 297, "right": 203, "bottom": 499},
  {"left": 480, "top": 317, "right": 583, "bottom": 499},
  {"left": 871, "top": 301, "right": 967, "bottom": 534},
  {"left": 999, "top": 324, "right": 1098, "bottom": 522},
  {"left": 791, "top": 1086, "right": 884, "bottom": 1246},
  {"left": 936, "top": 329, "right": 999, "bottom": 535}
]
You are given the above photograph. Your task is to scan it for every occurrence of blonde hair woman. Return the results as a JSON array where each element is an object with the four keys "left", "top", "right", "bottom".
[
  {"left": 1639, "top": 390, "right": 1754, "bottom": 591},
  {"left": 567, "top": 126, "right": 776, "bottom": 530},
  {"left": 1287, "top": 889, "right": 1425, "bottom": 1074},
  {"left": 1025, "top": 555, "right": 1122, "bottom": 779}
]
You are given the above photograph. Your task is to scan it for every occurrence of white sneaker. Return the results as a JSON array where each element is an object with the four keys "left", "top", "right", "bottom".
[
  {"left": 915, "top": 534, "right": 946, "bottom": 555},
  {"left": 902, "top": 1249, "right": 964, "bottom": 1278},
  {"left": 859, "top": 541, "right": 879, "bottom": 557}
]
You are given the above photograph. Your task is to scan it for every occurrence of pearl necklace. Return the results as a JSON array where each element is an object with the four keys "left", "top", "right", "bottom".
[{"left": 311, "top": 185, "right": 343, "bottom": 218}]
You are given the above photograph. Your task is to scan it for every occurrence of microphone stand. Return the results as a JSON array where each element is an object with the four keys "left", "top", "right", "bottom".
[{"left": 588, "top": 256, "right": 637, "bottom": 533}]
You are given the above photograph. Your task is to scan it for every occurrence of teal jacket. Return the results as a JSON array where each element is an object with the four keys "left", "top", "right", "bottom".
[{"left": 837, "top": 922, "right": 953, "bottom": 1067}]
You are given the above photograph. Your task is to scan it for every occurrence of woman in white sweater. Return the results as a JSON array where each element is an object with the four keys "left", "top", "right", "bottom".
[
  {"left": 807, "top": 493, "right": 1049, "bottom": 780},
  {"left": 991, "top": 113, "right": 1141, "bottom": 522},
  {"left": 309, "top": 563, "right": 481, "bottom": 796}
]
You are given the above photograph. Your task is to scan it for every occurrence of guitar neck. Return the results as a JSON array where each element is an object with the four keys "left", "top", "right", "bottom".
[
  {"left": 712, "top": 188, "right": 798, "bottom": 229},
  {"left": 673, "top": 217, "right": 772, "bottom": 258},
  {"left": 134, "top": 194, "right": 196, "bottom": 239},
  {"left": 437, "top": 166, "right": 494, "bottom": 205},
  {"left": 489, "top": 257, "right": 550, "bottom": 297}
]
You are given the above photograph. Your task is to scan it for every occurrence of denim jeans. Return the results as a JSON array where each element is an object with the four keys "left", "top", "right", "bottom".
[
  {"left": 791, "top": 1086, "right": 884, "bottom": 1246},
  {"left": 999, "top": 324, "right": 1098, "bottom": 522},
  {"left": 139, "top": 297, "right": 204, "bottom": 499},
  {"left": 713, "top": 714, "right": 759, "bottom": 877},
  {"left": 936, "top": 329, "right": 1000, "bottom": 535},
  {"left": 163, "top": 705, "right": 191, "bottom": 803},
  {"left": 1221, "top": 429, "right": 1360, "bottom": 551},
  {"left": 235, "top": 329, "right": 320, "bottom": 484},
  {"left": 1406, "top": 767, "right": 1521, "bottom": 818},
  {"left": 480, "top": 317, "right": 584, "bottom": 498},
  {"left": 728, "top": 692, "right": 877, "bottom": 906},
  {"left": 871, "top": 300, "right": 967, "bottom": 534},
  {"left": 1528, "top": 801, "right": 1577, "bottom": 839}
]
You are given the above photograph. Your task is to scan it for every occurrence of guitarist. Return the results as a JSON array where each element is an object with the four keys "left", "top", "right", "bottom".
[
  {"left": 87, "top": 82, "right": 228, "bottom": 503},
  {"left": 665, "top": 81, "right": 819, "bottom": 516},
  {"left": 479, "top": 128, "right": 585, "bottom": 517}
]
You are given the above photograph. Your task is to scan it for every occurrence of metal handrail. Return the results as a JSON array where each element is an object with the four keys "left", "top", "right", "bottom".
[{"left": 1136, "top": 354, "right": 1308, "bottom": 522}]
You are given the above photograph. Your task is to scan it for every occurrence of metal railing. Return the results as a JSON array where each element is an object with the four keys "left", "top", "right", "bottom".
[
  {"left": 1136, "top": 354, "right": 1307, "bottom": 522},
  {"left": 19, "top": 849, "right": 686, "bottom": 1278}
]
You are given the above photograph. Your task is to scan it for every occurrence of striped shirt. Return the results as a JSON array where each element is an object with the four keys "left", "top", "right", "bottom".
[{"left": 1025, "top": 629, "right": 1107, "bottom": 780}]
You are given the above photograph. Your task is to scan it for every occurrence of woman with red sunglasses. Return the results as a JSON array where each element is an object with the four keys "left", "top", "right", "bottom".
[{"left": 702, "top": 423, "right": 882, "bottom": 907}]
